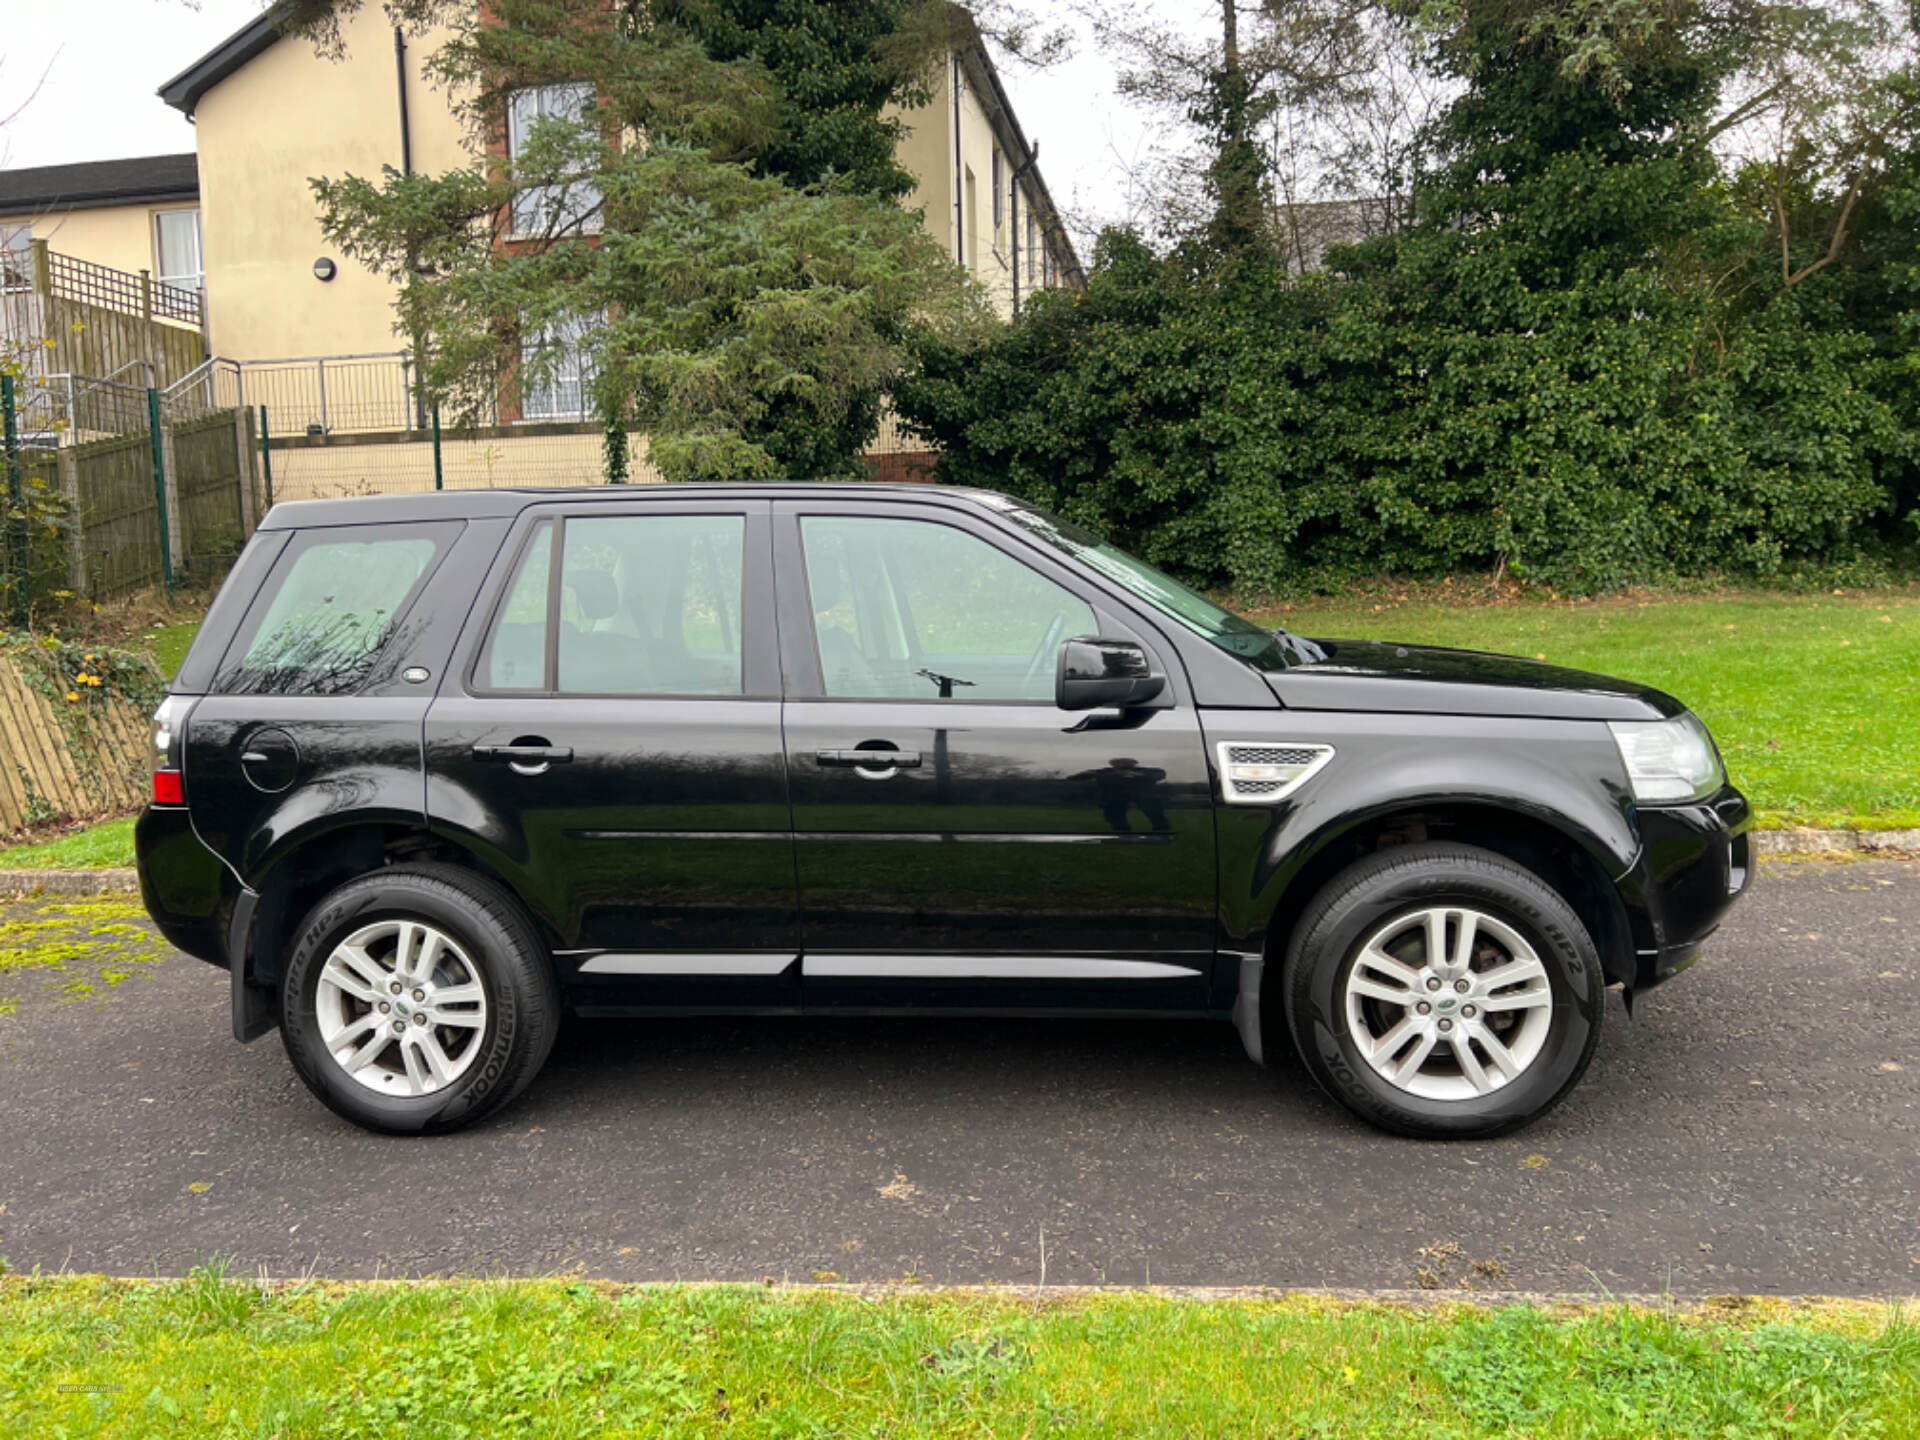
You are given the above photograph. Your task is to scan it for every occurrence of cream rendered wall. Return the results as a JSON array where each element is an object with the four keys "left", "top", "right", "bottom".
[
  {"left": 0, "top": 202, "right": 193, "bottom": 281},
  {"left": 887, "top": 71, "right": 955, "bottom": 264},
  {"left": 192, "top": 5, "right": 472, "bottom": 361},
  {"left": 889, "top": 60, "right": 1055, "bottom": 321}
]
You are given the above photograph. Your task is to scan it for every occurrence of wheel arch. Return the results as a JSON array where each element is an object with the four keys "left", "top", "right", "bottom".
[
  {"left": 237, "top": 820, "right": 555, "bottom": 992},
  {"left": 1258, "top": 802, "right": 1638, "bottom": 993}
]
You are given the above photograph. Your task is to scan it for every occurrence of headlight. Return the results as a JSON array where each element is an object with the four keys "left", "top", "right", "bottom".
[{"left": 1608, "top": 713, "right": 1725, "bottom": 803}]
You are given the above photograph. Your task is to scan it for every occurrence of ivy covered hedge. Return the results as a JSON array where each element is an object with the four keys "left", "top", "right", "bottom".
[{"left": 897, "top": 10, "right": 1920, "bottom": 596}]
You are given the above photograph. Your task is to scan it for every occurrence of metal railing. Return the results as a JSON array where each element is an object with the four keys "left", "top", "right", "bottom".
[{"left": 241, "top": 352, "right": 427, "bottom": 437}]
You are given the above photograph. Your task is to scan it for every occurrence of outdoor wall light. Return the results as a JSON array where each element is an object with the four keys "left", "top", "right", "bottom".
[{"left": 313, "top": 257, "right": 338, "bottom": 282}]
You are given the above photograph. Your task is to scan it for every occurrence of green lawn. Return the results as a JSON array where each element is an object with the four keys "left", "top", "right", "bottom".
[
  {"left": 0, "top": 817, "right": 135, "bottom": 871},
  {"left": 1, "top": 1276, "right": 1913, "bottom": 1438},
  {"left": 141, "top": 620, "right": 200, "bottom": 682},
  {"left": 1251, "top": 587, "right": 1920, "bottom": 829}
]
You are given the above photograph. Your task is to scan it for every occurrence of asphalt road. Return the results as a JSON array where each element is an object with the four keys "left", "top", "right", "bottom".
[{"left": 1, "top": 859, "right": 1915, "bottom": 1295}]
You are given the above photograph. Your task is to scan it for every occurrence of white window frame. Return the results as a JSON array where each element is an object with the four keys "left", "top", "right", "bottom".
[
  {"left": 518, "top": 311, "right": 600, "bottom": 422},
  {"left": 152, "top": 208, "right": 204, "bottom": 293},
  {"left": 507, "top": 82, "right": 604, "bottom": 241}
]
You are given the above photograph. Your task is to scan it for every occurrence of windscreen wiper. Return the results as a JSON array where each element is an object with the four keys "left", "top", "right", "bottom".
[{"left": 916, "top": 668, "right": 976, "bottom": 699}]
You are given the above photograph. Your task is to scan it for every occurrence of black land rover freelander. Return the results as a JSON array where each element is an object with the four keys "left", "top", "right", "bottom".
[{"left": 137, "top": 485, "right": 1751, "bottom": 1138}]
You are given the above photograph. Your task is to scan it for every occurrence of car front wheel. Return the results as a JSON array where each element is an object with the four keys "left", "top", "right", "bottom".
[
  {"left": 1282, "top": 843, "right": 1604, "bottom": 1139},
  {"left": 279, "top": 863, "right": 559, "bottom": 1135}
]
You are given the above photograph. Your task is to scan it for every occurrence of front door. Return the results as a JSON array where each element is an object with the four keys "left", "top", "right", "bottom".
[
  {"left": 424, "top": 500, "right": 798, "bottom": 1010},
  {"left": 774, "top": 501, "right": 1216, "bottom": 1010}
]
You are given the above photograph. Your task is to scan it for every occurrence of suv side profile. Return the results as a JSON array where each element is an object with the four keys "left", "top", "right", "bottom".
[{"left": 137, "top": 485, "right": 1751, "bottom": 1138}]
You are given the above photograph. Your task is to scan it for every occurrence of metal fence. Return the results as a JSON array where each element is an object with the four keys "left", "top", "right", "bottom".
[{"left": 242, "top": 352, "right": 941, "bottom": 502}]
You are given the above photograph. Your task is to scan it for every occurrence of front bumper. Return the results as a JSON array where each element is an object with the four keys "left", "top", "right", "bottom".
[{"left": 1618, "top": 785, "right": 1753, "bottom": 990}]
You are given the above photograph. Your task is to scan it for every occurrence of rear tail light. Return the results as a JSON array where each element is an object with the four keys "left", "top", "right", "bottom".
[{"left": 151, "top": 697, "right": 186, "bottom": 807}]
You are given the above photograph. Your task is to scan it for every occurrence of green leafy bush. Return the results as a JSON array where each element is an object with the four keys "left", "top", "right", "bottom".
[{"left": 898, "top": 10, "right": 1916, "bottom": 596}]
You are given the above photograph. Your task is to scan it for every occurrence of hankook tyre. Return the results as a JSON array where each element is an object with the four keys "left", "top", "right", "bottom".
[
  {"left": 1281, "top": 843, "right": 1604, "bottom": 1139},
  {"left": 279, "top": 863, "right": 559, "bottom": 1135}
]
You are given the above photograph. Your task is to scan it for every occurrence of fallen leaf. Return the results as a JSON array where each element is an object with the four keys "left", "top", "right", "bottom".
[
  {"left": 878, "top": 1174, "right": 918, "bottom": 1201},
  {"left": 187, "top": 1182, "right": 212, "bottom": 1194},
  {"left": 1521, "top": 1154, "right": 1550, "bottom": 1170}
]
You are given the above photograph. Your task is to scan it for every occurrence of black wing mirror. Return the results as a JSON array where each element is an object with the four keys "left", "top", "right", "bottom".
[{"left": 1056, "top": 637, "right": 1166, "bottom": 710}]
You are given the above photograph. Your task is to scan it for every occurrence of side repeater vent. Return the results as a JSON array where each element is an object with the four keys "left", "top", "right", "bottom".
[{"left": 1216, "top": 742, "right": 1335, "bottom": 804}]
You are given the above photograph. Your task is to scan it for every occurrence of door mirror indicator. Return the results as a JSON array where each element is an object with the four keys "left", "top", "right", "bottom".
[{"left": 1056, "top": 637, "right": 1166, "bottom": 711}]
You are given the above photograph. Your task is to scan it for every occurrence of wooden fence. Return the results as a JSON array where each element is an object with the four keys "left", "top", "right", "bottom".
[{"left": 0, "top": 655, "right": 149, "bottom": 836}]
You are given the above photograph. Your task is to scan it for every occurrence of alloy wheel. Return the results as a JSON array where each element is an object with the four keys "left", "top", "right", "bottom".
[
  {"left": 314, "top": 919, "right": 489, "bottom": 1097},
  {"left": 1341, "top": 905, "right": 1554, "bottom": 1101}
]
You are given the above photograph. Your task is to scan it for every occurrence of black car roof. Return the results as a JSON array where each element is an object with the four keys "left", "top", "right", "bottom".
[{"left": 257, "top": 483, "right": 1011, "bottom": 530}]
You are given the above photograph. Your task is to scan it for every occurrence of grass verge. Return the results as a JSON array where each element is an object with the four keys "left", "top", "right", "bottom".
[
  {"left": 1251, "top": 586, "right": 1920, "bottom": 829},
  {"left": 140, "top": 619, "right": 201, "bottom": 682},
  {"left": 0, "top": 816, "right": 136, "bottom": 871},
  {"left": 0, "top": 1276, "right": 1913, "bottom": 1438}
]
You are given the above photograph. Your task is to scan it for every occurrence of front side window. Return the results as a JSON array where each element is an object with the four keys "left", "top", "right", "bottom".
[
  {"left": 508, "top": 82, "right": 603, "bottom": 240},
  {"left": 154, "top": 209, "right": 203, "bottom": 292},
  {"left": 478, "top": 514, "right": 745, "bottom": 695},
  {"left": 800, "top": 516, "right": 1096, "bottom": 701},
  {"left": 220, "top": 523, "right": 456, "bottom": 695}
]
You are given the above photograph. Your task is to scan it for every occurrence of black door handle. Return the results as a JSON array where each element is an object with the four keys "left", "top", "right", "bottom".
[{"left": 816, "top": 748, "right": 922, "bottom": 768}]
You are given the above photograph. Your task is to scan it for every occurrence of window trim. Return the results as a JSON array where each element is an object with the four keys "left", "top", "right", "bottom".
[
  {"left": 771, "top": 500, "right": 1178, "bottom": 708},
  {"left": 461, "top": 500, "right": 778, "bottom": 701}
]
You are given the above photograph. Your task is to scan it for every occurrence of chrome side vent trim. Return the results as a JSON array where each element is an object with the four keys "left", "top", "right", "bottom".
[{"left": 1215, "top": 741, "right": 1335, "bottom": 804}]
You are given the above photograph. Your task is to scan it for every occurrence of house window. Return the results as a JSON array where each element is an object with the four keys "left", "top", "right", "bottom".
[
  {"left": 507, "top": 82, "right": 603, "bottom": 240},
  {"left": 1026, "top": 213, "right": 1037, "bottom": 274},
  {"left": 991, "top": 146, "right": 1005, "bottom": 245},
  {"left": 519, "top": 311, "right": 598, "bottom": 421},
  {"left": 1, "top": 222, "right": 31, "bottom": 290},
  {"left": 154, "top": 209, "right": 203, "bottom": 292},
  {"left": 963, "top": 166, "right": 978, "bottom": 275}
]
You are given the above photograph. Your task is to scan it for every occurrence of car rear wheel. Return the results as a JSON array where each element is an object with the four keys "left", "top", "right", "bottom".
[
  {"left": 1281, "top": 843, "right": 1604, "bottom": 1139},
  {"left": 279, "top": 863, "right": 559, "bottom": 1135}
]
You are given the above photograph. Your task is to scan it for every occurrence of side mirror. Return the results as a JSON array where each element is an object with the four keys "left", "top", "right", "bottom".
[{"left": 1056, "top": 636, "right": 1166, "bottom": 711}]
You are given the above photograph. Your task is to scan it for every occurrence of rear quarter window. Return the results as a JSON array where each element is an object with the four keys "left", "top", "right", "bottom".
[{"left": 215, "top": 522, "right": 461, "bottom": 695}]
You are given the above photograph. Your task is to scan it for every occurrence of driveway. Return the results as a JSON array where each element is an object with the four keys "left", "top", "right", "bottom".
[{"left": 0, "top": 859, "right": 1914, "bottom": 1295}]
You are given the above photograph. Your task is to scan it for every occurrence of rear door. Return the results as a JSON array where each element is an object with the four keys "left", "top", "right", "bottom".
[
  {"left": 423, "top": 498, "right": 798, "bottom": 1010},
  {"left": 182, "top": 518, "right": 472, "bottom": 878},
  {"left": 774, "top": 499, "right": 1217, "bottom": 1010}
]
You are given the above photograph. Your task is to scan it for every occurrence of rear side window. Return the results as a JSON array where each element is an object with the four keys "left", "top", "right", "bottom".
[
  {"left": 474, "top": 513, "right": 745, "bottom": 696},
  {"left": 217, "top": 522, "right": 458, "bottom": 695}
]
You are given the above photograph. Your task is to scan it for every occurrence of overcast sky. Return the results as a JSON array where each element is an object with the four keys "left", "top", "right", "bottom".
[{"left": 0, "top": 0, "right": 1183, "bottom": 250}]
